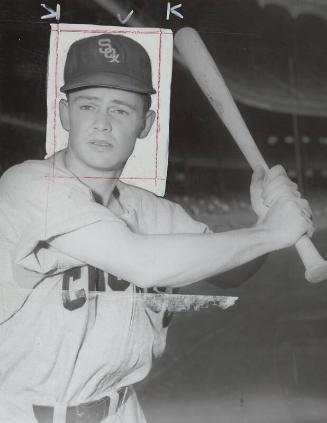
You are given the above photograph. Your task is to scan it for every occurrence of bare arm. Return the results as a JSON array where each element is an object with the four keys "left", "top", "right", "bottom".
[
  {"left": 51, "top": 221, "right": 272, "bottom": 288},
  {"left": 208, "top": 255, "right": 268, "bottom": 288},
  {"left": 50, "top": 194, "right": 311, "bottom": 288}
]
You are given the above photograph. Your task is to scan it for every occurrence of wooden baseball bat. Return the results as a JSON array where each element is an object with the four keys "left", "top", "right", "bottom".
[{"left": 174, "top": 27, "right": 327, "bottom": 283}]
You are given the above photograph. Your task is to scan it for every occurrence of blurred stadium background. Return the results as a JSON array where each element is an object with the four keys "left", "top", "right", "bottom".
[{"left": 1, "top": 1, "right": 327, "bottom": 422}]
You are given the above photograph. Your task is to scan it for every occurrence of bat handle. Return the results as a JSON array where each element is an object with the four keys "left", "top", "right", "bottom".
[{"left": 296, "top": 236, "right": 327, "bottom": 283}]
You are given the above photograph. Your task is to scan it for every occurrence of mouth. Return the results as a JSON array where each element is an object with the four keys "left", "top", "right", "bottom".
[{"left": 88, "top": 140, "right": 114, "bottom": 148}]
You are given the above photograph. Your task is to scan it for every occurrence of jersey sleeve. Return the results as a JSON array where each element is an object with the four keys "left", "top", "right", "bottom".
[
  {"left": 119, "top": 185, "right": 213, "bottom": 358},
  {"left": 143, "top": 193, "right": 213, "bottom": 235},
  {"left": 161, "top": 199, "right": 213, "bottom": 235},
  {"left": 0, "top": 162, "right": 126, "bottom": 281},
  {"left": 154, "top": 200, "right": 213, "bottom": 356}
]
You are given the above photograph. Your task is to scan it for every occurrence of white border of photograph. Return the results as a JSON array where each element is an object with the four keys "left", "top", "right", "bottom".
[{"left": 46, "top": 23, "right": 173, "bottom": 196}]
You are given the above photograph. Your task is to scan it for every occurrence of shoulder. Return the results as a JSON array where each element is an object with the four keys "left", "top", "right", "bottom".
[
  {"left": 117, "top": 182, "right": 209, "bottom": 234},
  {"left": 1, "top": 159, "right": 50, "bottom": 181},
  {"left": 0, "top": 160, "right": 50, "bottom": 192},
  {"left": 0, "top": 157, "right": 89, "bottom": 203},
  {"left": 117, "top": 181, "right": 161, "bottom": 203},
  {"left": 117, "top": 181, "right": 179, "bottom": 213}
]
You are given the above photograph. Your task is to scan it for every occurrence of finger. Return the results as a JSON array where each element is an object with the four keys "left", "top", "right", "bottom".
[
  {"left": 287, "top": 198, "right": 312, "bottom": 217},
  {"left": 264, "top": 190, "right": 300, "bottom": 208},
  {"left": 308, "top": 224, "right": 315, "bottom": 238},
  {"left": 301, "top": 208, "right": 312, "bottom": 219},
  {"left": 251, "top": 165, "right": 266, "bottom": 186},
  {"left": 264, "top": 173, "right": 298, "bottom": 189},
  {"left": 264, "top": 174, "right": 297, "bottom": 187},
  {"left": 303, "top": 216, "right": 314, "bottom": 238},
  {"left": 264, "top": 165, "right": 287, "bottom": 185},
  {"left": 263, "top": 178, "right": 299, "bottom": 200},
  {"left": 294, "top": 207, "right": 314, "bottom": 238},
  {"left": 263, "top": 187, "right": 300, "bottom": 207},
  {"left": 276, "top": 196, "right": 311, "bottom": 218},
  {"left": 296, "top": 198, "right": 313, "bottom": 217},
  {"left": 263, "top": 174, "right": 298, "bottom": 194},
  {"left": 263, "top": 181, "right": 301, "bottom": 206}
]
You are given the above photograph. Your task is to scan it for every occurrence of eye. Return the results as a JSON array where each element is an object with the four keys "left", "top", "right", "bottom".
[
  {"left": 80, "top": 105, "right": 94, "bottom": 111},
  {"left": 110, "top": 108, "right": 129, "bottom": 116}
]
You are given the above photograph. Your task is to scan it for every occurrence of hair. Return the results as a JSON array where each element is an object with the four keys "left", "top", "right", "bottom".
[
  {"left": 142, "top": 94, "right": 152, "bottom": 113},
  {"left": 66, "top": 90, "right": 152, "bottom": 115}
]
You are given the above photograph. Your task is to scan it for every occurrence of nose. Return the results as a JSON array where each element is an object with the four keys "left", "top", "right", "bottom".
[{"left": 94, "top": 110, "right": 112, "bottom": 132}]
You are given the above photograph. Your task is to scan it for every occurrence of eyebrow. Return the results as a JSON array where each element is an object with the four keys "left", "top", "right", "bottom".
[
  {"left": 72, "top": 95, "right": 101, "bottom": 103},
  {"left": 110, "top": 100, "right": 137, "bottom": 111},
  {"left": 72, "top": 96, "right": 137, "bottom": 111}
]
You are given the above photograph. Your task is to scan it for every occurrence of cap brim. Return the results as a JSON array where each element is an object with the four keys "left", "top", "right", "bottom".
[{"left": 60, "top": 72, "right": 156, "bottom": 94}]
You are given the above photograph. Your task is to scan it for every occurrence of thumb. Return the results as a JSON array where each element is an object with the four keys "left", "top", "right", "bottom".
[{"left": 251, "top": 165, "right": 266, "bottom": 186}]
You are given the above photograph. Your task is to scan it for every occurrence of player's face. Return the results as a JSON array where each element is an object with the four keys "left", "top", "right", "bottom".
[{"left": 59, "top": 87, "right": 155, "bottom": 173}]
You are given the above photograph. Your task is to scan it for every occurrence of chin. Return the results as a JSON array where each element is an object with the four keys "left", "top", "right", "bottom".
[{"left": 85, "top": 159, "right": 125, "bottom": 173}]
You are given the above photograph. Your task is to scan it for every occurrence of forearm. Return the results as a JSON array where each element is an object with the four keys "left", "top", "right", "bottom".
[
  {"left": 205, "top": 254, "right": 268, "bottom": 288},
  {"left": 140, "top": 224, "right": 274, "bottom": 287},
  {"left": 51, "top": 221, "right": 276, "bottom": 288}
]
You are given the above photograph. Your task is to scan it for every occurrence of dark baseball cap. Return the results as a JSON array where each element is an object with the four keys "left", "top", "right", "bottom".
[{"left": 60, "top": 34, "right": 156, "bottom": 94}]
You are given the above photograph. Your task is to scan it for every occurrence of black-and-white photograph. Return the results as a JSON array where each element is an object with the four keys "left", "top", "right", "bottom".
[{"left": 1, "top": 1, "right": 327, "bottom": 423}]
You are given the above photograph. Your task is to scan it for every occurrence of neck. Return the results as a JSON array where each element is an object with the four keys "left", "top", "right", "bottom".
[{"left": 64, "top": 149, "right": 122, "bottom": 206}]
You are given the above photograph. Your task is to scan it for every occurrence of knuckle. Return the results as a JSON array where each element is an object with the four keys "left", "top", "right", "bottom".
[
  {"left": 274, "top": 164, "right": 286, "bottom": 175},
  {"left": 279, "top": 175, "right": 289, "bottom": 183},
  {"left": 277, "top": 178, "right": 292, "bottom": 191},
  {"left": 263, "top": 174, "right": 270, "bottom": 186},
  {"left": 292, "top": 182, "right": 298, "bottom": 190},
  {"left": 273, "top": 164, "right": 282, "bottom": 171}
]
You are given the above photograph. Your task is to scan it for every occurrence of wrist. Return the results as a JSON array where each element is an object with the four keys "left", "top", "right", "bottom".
[
  {"left": 253, "top": 220, "right": 282, "bottom": 252},
  {"left": 255, "top": 215, "right": 264, "bottom": 225}
]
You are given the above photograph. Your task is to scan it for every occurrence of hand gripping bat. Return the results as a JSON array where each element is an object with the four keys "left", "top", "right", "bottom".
[{"left": 174, "top": 27, "right": 327, "bottom": 283}]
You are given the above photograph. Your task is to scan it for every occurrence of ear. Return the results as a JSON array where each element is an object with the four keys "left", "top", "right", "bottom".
[
  {"left": 138, "top": 110, "right": 156, "bottom": 139},
  {"left": 59, "top": 99, "right": 70, "bottom": 131}
]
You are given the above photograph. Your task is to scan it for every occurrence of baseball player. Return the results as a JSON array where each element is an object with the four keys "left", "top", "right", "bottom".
[{"left": 0, "top": 34, "right": 313, "bottom": 423}]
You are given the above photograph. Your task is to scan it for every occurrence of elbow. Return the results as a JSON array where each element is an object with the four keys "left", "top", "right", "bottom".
[
  {"left": 114, "top": 232, "right": 178, "bottom": 289},
  {"left": 123, "top": 234, "right": 164, "bottom": 289},
  {"left": 128, "top": 265, "right": 164, "bottom": 289},
  {"left": 130, "top": 270, "right": 158, "bottom": 289}
]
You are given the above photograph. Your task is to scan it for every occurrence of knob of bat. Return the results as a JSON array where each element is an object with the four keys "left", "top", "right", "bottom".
[{"left": 305, "top": 263, "right": 327, "bottom": 283}]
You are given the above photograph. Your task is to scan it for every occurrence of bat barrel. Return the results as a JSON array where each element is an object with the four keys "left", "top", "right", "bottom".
[{"left": 175, "top": 27, "right": 268, "bottom": 171}]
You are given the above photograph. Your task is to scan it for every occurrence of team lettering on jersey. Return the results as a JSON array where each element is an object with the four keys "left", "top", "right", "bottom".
[
  {"left": 62, "top": 266, "right": 130, "bottom": 311},
  {"left": 61, "top": 266, "right": 175, "bottom": 327}
]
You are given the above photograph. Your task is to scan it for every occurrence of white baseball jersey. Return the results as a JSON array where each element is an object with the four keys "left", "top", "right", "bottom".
[{"left": 0, "top": 154, "right": 210, "bottom": 423}]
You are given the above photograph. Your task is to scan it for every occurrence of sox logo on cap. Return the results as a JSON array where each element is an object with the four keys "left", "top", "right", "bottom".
[
  {"left": 60, "top": 34, "right": 156, "bottom": 94},
  {"left": 98, "top": 38, "right": 120, "bottom": 63}
]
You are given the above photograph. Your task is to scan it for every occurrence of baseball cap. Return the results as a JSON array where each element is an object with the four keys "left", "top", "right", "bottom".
[{"left": 60, "top": 34, "right": 156, "bottom": 94}]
